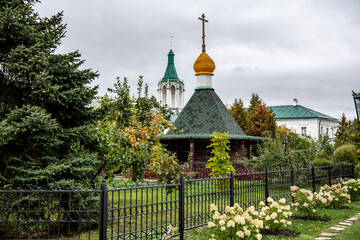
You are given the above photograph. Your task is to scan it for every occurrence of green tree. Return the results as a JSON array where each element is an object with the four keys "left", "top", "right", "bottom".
[
  {"left": 229, "top": 98, "right": 249, "bottom": 133},
  {"left": 316, "top": 134, "right": 334, "bottom": 158},
  {"left": 334, "top": 113, "right": 353, "bottom": 149},
  {"left": 206, "top": 132, "right": 234, "bottom": 177},
  {"left": 333, "top": 144, "right": 357, "bottom": 164},
  {"left": 0, "top": 0, "right": 99, "bottom": 188},
  {"left": 246, "top": 126, "right": 317, "bottom": 170},
  {"left": 92, "top": 77, "right": 176, "bottom": 181},
  {"left": 248, "top": 93, "right": 260, "bottom": 114},
  {"left": 247, "top": 100, "right": 277, "bottom": 138},
  {"left": 245, "top": 136, "right": 286, "bottom": 170}
]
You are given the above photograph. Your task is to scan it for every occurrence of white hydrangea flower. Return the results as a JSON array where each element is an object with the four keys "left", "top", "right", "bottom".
[
  {"left": 270, "top": 212, "right": 277, "bottom": 219},
  {"left": 207, "top": 222, "right": 215, "bottom": 228},
  {"left": 226, "top": 220, "right": 235, "bottom": 228},
  {"left": 210, "top": 204, "right": 217, "bottom": 211},
  {"left": 236, "top": 231, "right": 244, "bottom": 238}
]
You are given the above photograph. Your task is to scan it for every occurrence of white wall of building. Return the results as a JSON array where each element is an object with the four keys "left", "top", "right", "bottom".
[{"left": 276, "top": 118, "right": 339, "bottom": 140}]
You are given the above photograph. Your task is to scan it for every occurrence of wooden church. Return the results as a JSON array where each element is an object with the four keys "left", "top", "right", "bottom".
[{"left": 161, "top": 14, "right": 262, "bottom": 169}]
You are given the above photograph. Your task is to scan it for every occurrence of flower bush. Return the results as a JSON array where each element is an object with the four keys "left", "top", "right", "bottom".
[
  {"left": 290, "top": 186, "right": 317, "bottom": 215},
  {"left": 208, "top": 203, "right": 263, "bottom": 240},
  {"left": 313, "top": 191, "right": 333, "bottom": 209},
  {"left": 318, "top": 183, "right": 350, "bottom": 208},
  {"left": 290, "top": 182, "right": 352, "bottom": 216},
  {"left": 255, "top": 198, "right": 292, "bottom": 231},
  {"left": 207, "top": 200, "right": 293, "bottom": 239},
  {"left": 341, "top": 178, "right": 360, "bottom": 200}
]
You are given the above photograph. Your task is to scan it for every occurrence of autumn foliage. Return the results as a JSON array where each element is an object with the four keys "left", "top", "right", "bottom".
[{"left": 229, "top": 94, "right": 277, "bottom": 138}]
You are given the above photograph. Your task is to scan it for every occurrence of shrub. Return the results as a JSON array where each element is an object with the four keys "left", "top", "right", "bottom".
[
  {"left": 318, "top": 183, "right": 351, "bottom": 208},
  {"left": 333, "top": 144, "right": 357, "bottom": 164},
  {"left": 341, "top": 178, "right": 360, "bottom": 200},
  {"left": 206, "top": 132, "right": 234, "bottom": 178},
  {"left": 208, "top": 204, "right": 263, "bottom": 240},
  {"left": 207, "top": 200, "right": 293, "bottom": 239},
  {"left": 313, "top": 191, "right": 333, "bottom": 209},
  {"left": 255, "top": 198, "right": 292, "bottom": 231},
  {"left": 291, "top": 183, "right": 351, "bottom": 215},
  {"left": 290, "top": 186, "right": 317, "bottom": 216},
  {"left": 312, "top": 157, "right": 331, "bottom": 167}
]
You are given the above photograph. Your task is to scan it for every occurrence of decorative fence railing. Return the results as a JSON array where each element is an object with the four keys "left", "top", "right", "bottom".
[{"left": 0, "top": 164, "right": 355, "bottom": 240}]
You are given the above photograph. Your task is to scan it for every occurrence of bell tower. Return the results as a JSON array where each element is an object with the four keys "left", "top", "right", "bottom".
[{"left": 157, "top": 49, "right": 185, "bottom": 111}]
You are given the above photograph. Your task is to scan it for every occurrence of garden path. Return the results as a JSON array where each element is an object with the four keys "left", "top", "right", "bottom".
[{"left": 314, "top": 212, "right": 360, "bottom": 240}]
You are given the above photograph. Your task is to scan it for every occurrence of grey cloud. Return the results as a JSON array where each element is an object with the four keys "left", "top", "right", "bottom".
[{"left": 34, "top": 0, "right": 360, "bottom": 120}]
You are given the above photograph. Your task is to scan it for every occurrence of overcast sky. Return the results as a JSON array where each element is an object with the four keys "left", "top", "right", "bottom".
[{"left": 34, "top": 0, "right": 360, "bottom": 120}]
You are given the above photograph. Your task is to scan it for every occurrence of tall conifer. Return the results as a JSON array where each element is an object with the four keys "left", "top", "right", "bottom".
[
  {"left": 229, "top": 98, "right": 249, "bottom": 133},
  {"left": 0, "top": 0, "right": 98, "bottom": 188}
]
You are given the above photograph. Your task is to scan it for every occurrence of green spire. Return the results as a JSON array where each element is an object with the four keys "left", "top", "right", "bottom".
[{"left": 162, "top": 49, "right": 179, "bottom": 82}]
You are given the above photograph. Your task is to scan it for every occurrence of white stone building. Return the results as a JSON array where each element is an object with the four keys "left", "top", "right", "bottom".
[{"left": 271, "top": 99, "right": 339, "bottom": 140}]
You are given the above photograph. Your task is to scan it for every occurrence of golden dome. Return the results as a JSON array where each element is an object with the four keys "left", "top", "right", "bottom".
[{"left": 193, "top": 52, "right": 215, "bottom": 75}]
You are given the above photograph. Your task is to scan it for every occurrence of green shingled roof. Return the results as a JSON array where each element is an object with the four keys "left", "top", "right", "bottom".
[
  {"left": 162, "top": 49, "right": 179, "bottom": 82},
  {"left": 163, "top": 88, "right": 262, "bottom": 140},
  {"left": 270, "top": 105, "right": 338, "bottom": 121}
]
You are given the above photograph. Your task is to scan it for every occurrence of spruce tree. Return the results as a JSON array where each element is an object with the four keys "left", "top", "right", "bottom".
[
  {"left": 229, "top": 98, "right": 249, "bottom": 133},
  {"left": 334, "top": 113, "right": 353, "bottom": 149},
  {"left": 248, "top": 93, "right": 261, "bottom": 114},
  {"left": 0, "top": 0, "right": 99, "bottom": 188},
  {"left": 247, "top": 100, "right": 277, "bottom": 138}
]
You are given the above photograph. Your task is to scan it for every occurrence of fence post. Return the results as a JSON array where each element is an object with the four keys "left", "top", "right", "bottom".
[
  {"left": 99, "top": 179, "right": 108, "bottom": 240},
  {"left": 179, "top": 174, "right": 185, "bottom": 240},
  {"left": 230, "top": 171, "right": 234, "bottom": 206},
  {"left": 265, "top": 167, "right": 269, "bottom": 205},
  {"left": 290, "top": 166, "right": 295, "bottom": 203},
  {"left": 328, "top": 164, "right": 332, "bottom": 186},
  {"left": 311, "top": 165, "right": 316, "bottom": 193},
  {"left": 341, "top": 163, "right": 345, "bottom": 180}
]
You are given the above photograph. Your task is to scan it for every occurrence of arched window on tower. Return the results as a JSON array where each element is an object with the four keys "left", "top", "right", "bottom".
[
  {"left": 162, "top": 86, "right": 167, "bottom": 105},
  {"left": 171, "top": 85, "right": 176, "bottom": 108}
]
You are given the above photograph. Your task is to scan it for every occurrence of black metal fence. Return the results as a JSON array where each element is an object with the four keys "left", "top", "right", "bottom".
[{"left": 0, "top": 164, "right": 354, "bottom": 240}]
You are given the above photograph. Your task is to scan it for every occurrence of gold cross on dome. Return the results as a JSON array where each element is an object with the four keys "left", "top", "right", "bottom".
[{"left": 198, "top": 13, "right": 208, "bottom": 53}]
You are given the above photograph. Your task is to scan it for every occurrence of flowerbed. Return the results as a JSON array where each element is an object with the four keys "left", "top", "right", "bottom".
[
  {"left": 290, "top": 179, "right": 357, "bottom": 218},
  {"left": 341, "top": 178, "right": 360, "bottom": 200},
  {"left": 207, "top": 197, "right": 292, "bottom": 239}
]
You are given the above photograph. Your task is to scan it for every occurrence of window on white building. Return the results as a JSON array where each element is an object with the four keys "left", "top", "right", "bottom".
[
  {"left": 320, "top": 126, "right": 323, "bottom": 135},
  {"left": 301, "top": 127, "right": 307, "bottom": 136}
]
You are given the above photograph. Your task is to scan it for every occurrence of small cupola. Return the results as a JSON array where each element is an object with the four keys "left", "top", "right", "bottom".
[
  {"left": 193, "top": 52, "right": 215, "bottom": 76},
  {"left": 194, "top": 13, "right": 215, "bottom": 89},
  {"left": 293, "top": 98, "right": 298, "bottom": 106}
]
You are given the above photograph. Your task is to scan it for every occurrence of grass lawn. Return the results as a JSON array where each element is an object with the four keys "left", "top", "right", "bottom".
[{"left": 175, "top": 201, "right": 360, "bottom": 240}]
